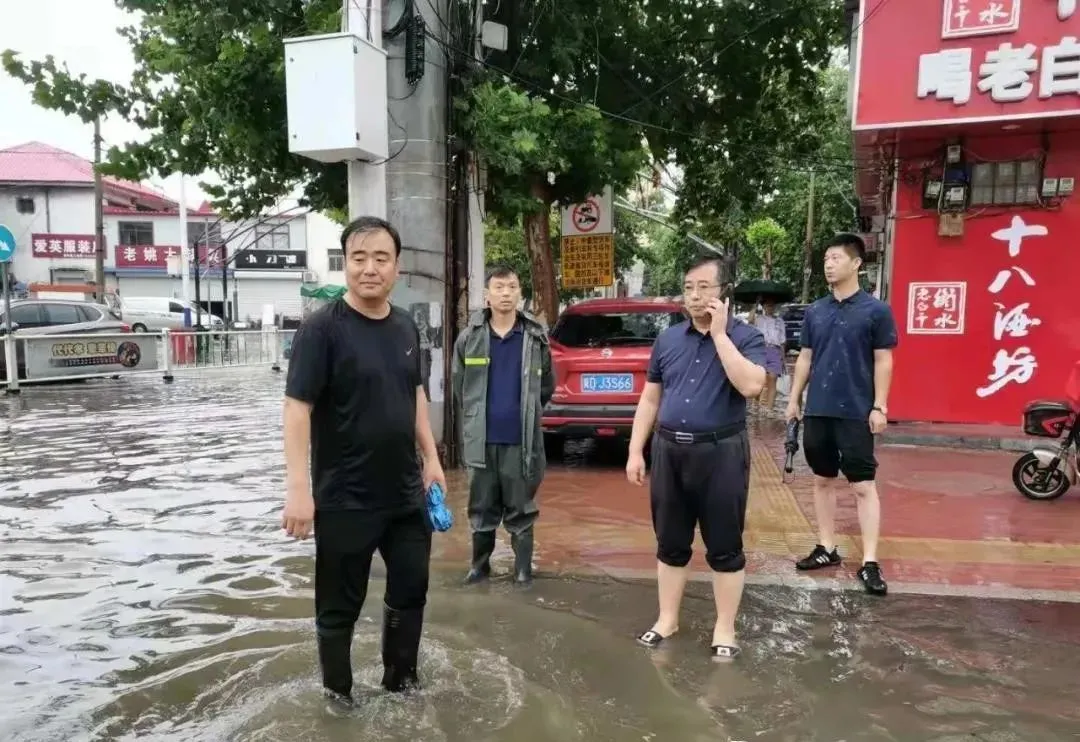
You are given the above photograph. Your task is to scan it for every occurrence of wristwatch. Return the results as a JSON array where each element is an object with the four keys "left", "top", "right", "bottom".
[{"left": 872, "top": 405, "right": 888, "bottom": 415}]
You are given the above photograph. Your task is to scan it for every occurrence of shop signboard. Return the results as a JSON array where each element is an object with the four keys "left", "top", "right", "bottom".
[
  {"left": 853, "top": 0, "right": 1080, "bottom": 129},
  {"left": 31, "top": 234, "right": 98, "bottom": 259},
  {"left": 22, "top": 333, "right": 158, "bottom": 380},
  {"left": 234, "top": 249, "right": 308, "bottom": 270}
]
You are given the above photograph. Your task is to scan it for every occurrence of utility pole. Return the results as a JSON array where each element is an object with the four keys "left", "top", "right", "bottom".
[
  {"left": 345, "top": 1, "right": 387, "bottom": 219},
  {"left": 92, "top": 119, "right": 106, "bottom": 301},
  {"left": 179, "top": 174, "right": 192, "bottom": 326},
  {"left": 800, "top": 171, "right": 816, "bottom": 303},
  {"left": 385, "top": 0, "right": 450, "bottom": 444}
]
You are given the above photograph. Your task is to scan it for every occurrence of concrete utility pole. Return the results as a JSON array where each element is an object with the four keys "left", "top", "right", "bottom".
[
  {"left": 345, "top": 1, "right": 387, "bottom": 218},
  {"left": 92, "top": 119, "right": 106, "bottom": 300},
  {"left": 384, "top": 0, "right": 450, "bottom": 443},
  {"left": 179, "top": 174, "right": 191, "bottom": 325},
  {"left": 800, "top": 171, "right": 816, "bottom": 303}
]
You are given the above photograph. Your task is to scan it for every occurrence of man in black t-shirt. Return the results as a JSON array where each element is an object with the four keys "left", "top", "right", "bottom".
[{"left": 282, "top": 216, "right": 447, "bottom": 703}]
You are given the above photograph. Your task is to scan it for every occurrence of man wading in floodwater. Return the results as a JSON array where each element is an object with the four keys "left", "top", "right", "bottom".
[
  {"left": 452, "top": 265, "right": 553, "bottom": 585},
  {"left": 281, "top": 216, "right": 446, "bottom": 703},
  {"left": 626, "top": 257, "right": 767, "bottom": 659}
]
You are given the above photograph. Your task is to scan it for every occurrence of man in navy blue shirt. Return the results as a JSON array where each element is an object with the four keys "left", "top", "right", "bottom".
[
  {"left": 785, "top": 233, "right": 898, "bottom": 596},
  {"left": 626, "top": 257, "right": 767, "bottom": 659}
]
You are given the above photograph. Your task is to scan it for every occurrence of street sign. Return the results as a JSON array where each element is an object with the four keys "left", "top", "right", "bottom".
[
  {"left": 0, "top": 224, "right": 15, "bottom": 263},
  {"left": 560, "top": 234, "right": 615, "bottom": 289},
  {"left": 561, "top": 186, "right": 613, "bottom": 237}
]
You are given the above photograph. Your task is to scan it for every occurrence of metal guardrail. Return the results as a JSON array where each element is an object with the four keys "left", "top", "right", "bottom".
[{"left": 1, "top": 329, "right": 290, "bottom": 393}]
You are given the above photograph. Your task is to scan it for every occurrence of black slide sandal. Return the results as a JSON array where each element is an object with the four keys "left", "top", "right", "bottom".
[
  {"left": 710, "top": 644, "right": 741, "bottom": 660},
  {"left": 636, "top": 629, "right": 673, "bottom": 648}
]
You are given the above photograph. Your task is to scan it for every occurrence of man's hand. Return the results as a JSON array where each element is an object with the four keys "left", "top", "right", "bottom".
[
  {"left": 785, "top": 399, "right": 802, "bottom": 423},
  {"left": 707, "top": 298, "right": 730, "bottom": 336},
  {"left": 282, "top": 480, "right": 315, "bottom": 540},
  {"left": 423, "top": 456, "right": 447, "bottom": 493},
  {"left": 869, "top": 408, "right": 888, "bottom": 435},
  {"left": 626, "top": 450, "right": 647, "bottom": 486}
]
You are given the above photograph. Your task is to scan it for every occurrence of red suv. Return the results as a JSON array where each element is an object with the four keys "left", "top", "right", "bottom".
[{"left": 543, "top": 296, "right": 685, "bottom": 450}]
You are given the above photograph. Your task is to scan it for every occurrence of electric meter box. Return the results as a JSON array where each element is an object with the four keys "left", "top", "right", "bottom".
[{"left": 284, "top": 33, "right": 388, "bottom": 162}]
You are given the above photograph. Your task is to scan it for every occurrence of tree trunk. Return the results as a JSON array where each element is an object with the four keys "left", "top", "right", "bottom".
[{"left": 523, "top": 183, "right": 558, "bottom": 325}]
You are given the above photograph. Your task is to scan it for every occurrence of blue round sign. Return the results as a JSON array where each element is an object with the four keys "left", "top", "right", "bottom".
[{"left": 0, "top": 224, "right": 14, "bottom": 263}]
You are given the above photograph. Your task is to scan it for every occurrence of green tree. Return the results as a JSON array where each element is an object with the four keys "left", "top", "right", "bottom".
[{"left": 743, "top": 217, "right": 794, "bottom": 283}]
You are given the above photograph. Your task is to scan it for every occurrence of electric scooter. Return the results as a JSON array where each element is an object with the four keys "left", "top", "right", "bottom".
[{"left": 1013, "top": 362, "right": 1080, "bottom": 500}]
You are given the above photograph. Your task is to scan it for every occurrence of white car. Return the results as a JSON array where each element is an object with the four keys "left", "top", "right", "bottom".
[{"left": 112, "top": 296, "right": 225, "bottom": 333}]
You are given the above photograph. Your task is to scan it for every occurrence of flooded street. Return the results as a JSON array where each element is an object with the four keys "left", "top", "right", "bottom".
[{"left": 2, "top": 372, "right": 1080, "bottom": 741}]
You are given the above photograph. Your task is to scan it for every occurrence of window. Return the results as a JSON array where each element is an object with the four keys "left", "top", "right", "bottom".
[
  {"left": 255, "top": 223, "right": 290, "bottom": 251},
  {"left": 118, "top": 221, "right": 154, "bottom": 246},
  {"left": 328, "top": 250, "right": 344, "bottom": 272},
  {"left": 551, "top": 311, "right": 685, "bottom": 348},
  {"left": 970, "top": 159, "right": 1041, "bottom": 206},
  {"left": 77, "top": 305, "right": 103, "bottom": 322},
  {"left": 168, "top": 301, "right": 186, "bottom": 314},
  {"left": 188, "top": 221, "right": 223, "bottom": 248},
  {"left": 15, "top": 196, "right": 34, "bottom": 214},
  {"left": 10, "top": 304, "right": 43, "bottom": 327},
  {"left": 44, "top": 303, "right": 82, "bottom": 326}
]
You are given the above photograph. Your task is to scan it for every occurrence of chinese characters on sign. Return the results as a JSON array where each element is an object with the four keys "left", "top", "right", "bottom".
[
  {"left": 976, "top": 215, "right": 1047, "bottom": 398},
  {"left": 919, "top": 36, "right": 1080, "bottom": 104},
  {"left": 906, "top": 282, "right": 968, "bottom": 334},
  {"left": 235, "top": 249, "right": 308, "bottom": 270},
  {"left": 560, "top": 234, "right": 615, "bottom": 289},
  {"left": 114, "top": 244, "right": 223, "bottom": 269},
  {"left": 942, "top": 0, "right": 1021, "bottom": 39},
  {"left": 31, "top": 234, "right": 97, "bottom": 259}
]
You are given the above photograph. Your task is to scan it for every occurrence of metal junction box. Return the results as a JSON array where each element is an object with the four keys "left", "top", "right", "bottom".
[{"left": 284, "top": 33, "right": 388, "bottom": 163}]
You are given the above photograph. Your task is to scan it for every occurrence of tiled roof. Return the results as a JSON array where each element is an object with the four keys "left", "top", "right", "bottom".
[{"left": 0, "top": 141, "right": 178, "bottom": 210}]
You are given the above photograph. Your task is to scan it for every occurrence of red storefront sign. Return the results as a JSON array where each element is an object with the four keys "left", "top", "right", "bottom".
[
  {"left": 853, "top": 0, "right": 1080, "bottom": 129},
  {"left": 889, "top": 207, "right": 1080, "bottom": 424},
  {"left": 114, "top": 244, "right": 224, "bottom": 268},
  {"left": 31, "top": 234, "right": 98, "bottom": 259}
]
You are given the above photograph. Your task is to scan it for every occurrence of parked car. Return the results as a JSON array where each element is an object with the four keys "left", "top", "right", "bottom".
[
  {"left": 111, "top": 296, "right": 225, "bottom": 333},
  {"left": 782, "top": 303, "right": 808, "bottom": 353},
  {"left": 542, "top": 296, "right": 686, "bottom": 452},
  {"left": 0, "top": 299, "right": 130, "bottom": 379}
]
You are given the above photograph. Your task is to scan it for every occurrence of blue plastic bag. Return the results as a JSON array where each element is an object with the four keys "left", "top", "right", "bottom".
[{"left": 426, "top": 482, "right": 454, "bottom": 532}]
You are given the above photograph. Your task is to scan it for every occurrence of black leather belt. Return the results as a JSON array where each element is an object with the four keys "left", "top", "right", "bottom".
[{"left": 657, "top": 422, "right": 745, "bottom": 444}]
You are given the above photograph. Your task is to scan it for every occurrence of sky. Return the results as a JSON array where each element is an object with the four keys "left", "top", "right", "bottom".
[{"left": 0, "top": 0, "right": 213, "bottom": 206}]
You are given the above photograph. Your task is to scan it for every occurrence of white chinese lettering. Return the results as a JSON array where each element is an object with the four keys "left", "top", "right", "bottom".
[
  {"left": 934, "top": 313, "right": 960, "bottom": 329},
  {"left": 976, "top": 347, "right": 1037, "bottom": 397},
  {"left": 988, "top": 265, "right": 1036, "bottom": 294},
  {"left": 48, "top": 239, "right": 63, "bottom": 253},
  {"left": 1039, "top": 37, "right": 1080, "bottom": 98},
  {"left": 164, "top": 248, "right": 177, "bottom": 258},
  {"left": 62, "top": 239, "right": 76, "bottom": 254},
  {"left": 32, "top": 238, "right": 47, "bottom": 255},
  {"left": 993, "top": 302, "right": 1042, "bottom": 340},
  {"left": 246, "top": 253, "right": 258, "bottom": 264},
  {"left": 1059, "top": 0, "right": 1076, "bottom": 20},
  {"left": 76, "top": 239, "right": 93, "bottom": 254},
  {"left": 979, "top": 1, "right": 1009, "bottom": 24},
  {"left": 991, "top": 215, "right": 1048, "bottom": 257},
  {"left": 143, "top": 246, "right": 159, "bottom": 263},
  {"left": 933, "top": 286, "right": 959, "bottom": 312},
  {"left": 978, "top": 42, "right": 1038, "bottom": 102},
  {"left": 284, "top": 254, "right": 297, "bottom": 265},
  {"left": 918, "top": 49, "right": 973, "bottom": 104},
  {"left": 123, "top": 246, "right": 137, "bottom": 262},
  {"left": 954, "top": 1, "right": 971, "bottom": 27},
  {"left": 907, "top": 282, "right": 967, "bottom": 335}
]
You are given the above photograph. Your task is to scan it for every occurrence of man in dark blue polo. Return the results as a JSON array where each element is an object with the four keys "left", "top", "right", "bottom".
[
  {"left": 626, "top": 257, "right": 767, "bottom": 659},
  {"left": 451, "top": 266, "right": 553, "bottom": 585},
  {"left": 785, "top": 233, "right": 897, "bottom": 596}
]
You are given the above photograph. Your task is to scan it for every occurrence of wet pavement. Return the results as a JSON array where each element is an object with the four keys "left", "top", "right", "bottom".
[{"left": 3, "top": 372, "right": 1080, "bottom": 741}]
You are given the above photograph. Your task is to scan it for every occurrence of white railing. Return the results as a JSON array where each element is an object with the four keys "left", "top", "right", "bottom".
[{"left": 1, "top": 328, "right": 293, "bottom": 392}]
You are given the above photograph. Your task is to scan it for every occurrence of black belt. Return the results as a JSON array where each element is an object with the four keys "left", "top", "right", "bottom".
[{"left": 657, "top": 422, "right": 745, "bottom": 444}]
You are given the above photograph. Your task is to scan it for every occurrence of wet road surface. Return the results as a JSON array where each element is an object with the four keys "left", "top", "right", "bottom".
[{"left": 2, "top": 372, "right": 1080, "bottom": 741}]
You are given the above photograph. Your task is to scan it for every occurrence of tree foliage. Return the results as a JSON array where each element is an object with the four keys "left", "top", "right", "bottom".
[{"left": 743, "top": 217, "right": 792, "bottom": 282}]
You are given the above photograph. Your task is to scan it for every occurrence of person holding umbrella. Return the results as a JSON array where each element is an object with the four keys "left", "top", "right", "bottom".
[{"left": 747, "top": 297, "right": 786, "bottom": 416}]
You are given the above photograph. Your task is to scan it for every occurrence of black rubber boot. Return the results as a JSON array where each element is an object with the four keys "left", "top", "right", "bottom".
[
  {"left": 380, "top": 605, "right": 424, "bottom": 692},
  {"left": 317, "top": 632, "right": 354, "bottom": 703},
  {"left": 511, "top": 530, "right": 534, "bottom": 585},
  {"left": 464, "top": 531, "right": 496, "bottom": 584}
]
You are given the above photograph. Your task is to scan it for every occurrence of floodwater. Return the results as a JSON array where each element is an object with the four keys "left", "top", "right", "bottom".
[{"left": 2, "top": 373, "right": 1080, "bottom": 742}]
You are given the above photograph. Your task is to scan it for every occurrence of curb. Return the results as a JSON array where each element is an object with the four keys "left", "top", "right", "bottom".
[{"left": 881, "top": 432, "right": 1036, "bottom": 453}]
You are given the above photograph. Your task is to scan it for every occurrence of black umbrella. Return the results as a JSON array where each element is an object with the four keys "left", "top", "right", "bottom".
[{"left": 732, "top": 279, "right": 795, "bottom": 305}]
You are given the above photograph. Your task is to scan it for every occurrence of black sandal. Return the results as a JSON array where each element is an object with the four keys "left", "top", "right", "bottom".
[
  {"left": 710, "top": 644, "right": 741, "bottom": 660},
  {"left": 636, "top": 629, "right": 674, "bottom": 648}
]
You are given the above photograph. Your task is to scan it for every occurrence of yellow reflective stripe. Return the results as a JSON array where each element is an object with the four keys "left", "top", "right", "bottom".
[{"left": 464, "top": 357, "right": 489, "bottom": 366}]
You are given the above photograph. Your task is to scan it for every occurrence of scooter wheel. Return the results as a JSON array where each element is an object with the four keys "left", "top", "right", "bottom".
[{"left": 1012, "top": 452, "right": 1070, "bottom": 501}]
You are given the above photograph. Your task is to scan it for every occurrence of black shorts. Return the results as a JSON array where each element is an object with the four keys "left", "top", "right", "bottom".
[
  {"left": 802, "top": 416, "right": 877, "bottom": 483},
  {"left": 649, "top": 429, "right": 751, "bottom": 573}
]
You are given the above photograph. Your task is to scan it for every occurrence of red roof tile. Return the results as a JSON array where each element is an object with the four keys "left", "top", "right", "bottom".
[{"left": 0, "top": 141, "right": 178, "bottom": 210}]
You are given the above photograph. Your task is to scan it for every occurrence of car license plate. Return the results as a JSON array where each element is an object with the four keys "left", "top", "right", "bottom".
[{"left": 581, "top": 373, "right": 634, "bottom": 393}]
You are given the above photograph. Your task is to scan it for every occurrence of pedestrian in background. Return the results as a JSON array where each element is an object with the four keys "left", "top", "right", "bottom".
[
  {"left": 747, "top": 297, "right": 787, "bottom": 416},
  {"left": 626, "top": 257, "right": 767, "bottom": 659},
  {"left": 281, "top": 216, "right": 446, "bottom": 704},
  {"left": 451, "top": 265, "right": 553, "bottom": 585},
  {"left": 785, "top": 233, "right": 897, "bottom": 596}
]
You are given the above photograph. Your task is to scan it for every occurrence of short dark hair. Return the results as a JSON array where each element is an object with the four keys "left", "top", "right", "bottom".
[
  {"left": 826, "top": 232, "right": 866, "bottom": 261},
  {"left": 485, "top": 264, "right": 519, "bottom": 285},
  {"left": 684, "top": 256, "right": 723, "bottom": 282},
  {"left": 340, "top": 216, "right": 402, "bottom": 256}
]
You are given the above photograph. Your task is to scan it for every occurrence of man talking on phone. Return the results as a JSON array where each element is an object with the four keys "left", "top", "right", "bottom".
[{"left": 626, "top": 257, "right": 767, "bottom": 659}]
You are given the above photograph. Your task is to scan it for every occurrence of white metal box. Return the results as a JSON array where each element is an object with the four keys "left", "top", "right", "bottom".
[{"left": 284, "top": 33, "right": 388, "bottom": 163}]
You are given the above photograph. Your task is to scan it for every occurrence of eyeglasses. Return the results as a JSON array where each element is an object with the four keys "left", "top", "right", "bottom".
[{"left": 682, "top": 283, "right": 721, "bottom": 295}]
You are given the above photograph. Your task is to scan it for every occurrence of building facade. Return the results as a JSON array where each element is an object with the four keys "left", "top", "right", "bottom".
[
  {"left": 0, "top": 142, "right": 329, "bottom": 323},
  {"left": 850, "top": 0, "right": 1080, "bottom": 424}
]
